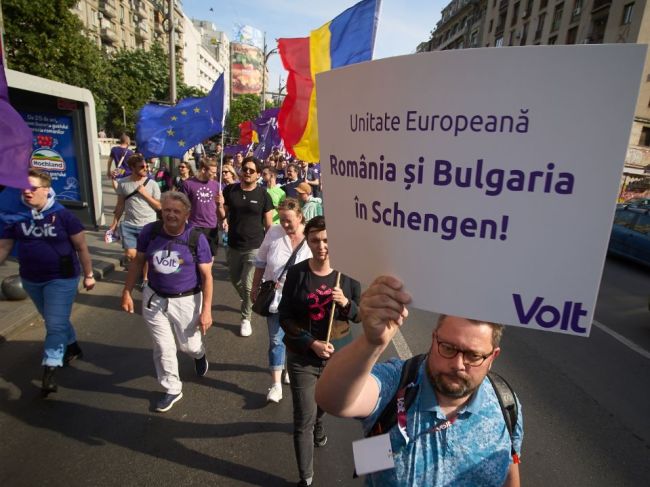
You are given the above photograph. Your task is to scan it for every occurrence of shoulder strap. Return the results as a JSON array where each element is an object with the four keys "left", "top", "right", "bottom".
[
  {"left": 487, "top": 371, "right": 519, "bottom": 461},
  {"left": 187, "top": 227, "right": 202, "bottom": 261},
  {"left": 278, "top": 238, "right": 306, "bottom": 281},
  {"left": 367, "top": 353, "right": 427, "bottom": 437}
]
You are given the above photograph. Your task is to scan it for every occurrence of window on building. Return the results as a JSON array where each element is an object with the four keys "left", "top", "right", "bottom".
[
  {"left": 520, "top": 22, "right": 529, "bottom": 45},
  {"left": 622, "top": 3, "right": 634, "bottom": 25},
  {"left": 471, "top": 31, "right": 479, "bottom": 47},
  {"left": 489, "top": 19, "right": 494, "bottom": 32},
  {"left": 540, "top": 0, "right": 548, "bottom": 10},
  {"left": 509, "top": 30, "right": 516, "bottom": 45},
  {"left": 512, "top": 2, "right": 520, "bottom": 26},
  {"left": 572, "top": 0, "right": 582, "bottom": 19},
  {"left": 551, "top": 3, "right": 564, "bottom": 32},
  {"left": 640, "top": 127, "right": 650, "bottom": 147},
  {"left": 536, "top": 13, "right": 546, "bottom": 39},
  {"left": 548, "top": 35, "right": 557, "bottom": 44},
  {"left": 495, "top": 36, "right": 504, "bottom": 47},
  {"left": 566, "top": 26, "right": 578, "bottom": 44}
]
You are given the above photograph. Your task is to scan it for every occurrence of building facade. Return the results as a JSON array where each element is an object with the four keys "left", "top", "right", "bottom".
[
  {"left": 72, "top": 0, "right": 184, "bottom": 60},
  {"left": 421, "top": 0, "right": 650, "bottom": 191},
  {"left": 184, "top": 18, "right": 230, "bottom": 103}
]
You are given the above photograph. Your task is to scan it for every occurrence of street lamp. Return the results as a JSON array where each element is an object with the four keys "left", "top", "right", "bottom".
[{"left": 261, "top": 37, "right": 278, "bottom": 111}]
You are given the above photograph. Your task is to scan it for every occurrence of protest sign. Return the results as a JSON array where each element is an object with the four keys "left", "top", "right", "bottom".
[{"left": 316, "top": 45, "right": 646, "bottom": 337}]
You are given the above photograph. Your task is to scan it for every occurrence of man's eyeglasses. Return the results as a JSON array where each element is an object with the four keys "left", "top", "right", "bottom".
[
  {"left": 434, "top": 333, "right": 494, "bottom": 367},
  {"left": 242, "top": 167, "right": 256, "bottom": 174},
  {"left": 25, "top": 185, "right": 46, "bottom": 192}
]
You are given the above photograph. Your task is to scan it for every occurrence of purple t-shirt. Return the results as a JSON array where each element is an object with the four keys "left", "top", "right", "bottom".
[
  {"left": 0, "top": 209, "right": 84, "bottom": 282},
  {"left": 110, "top": 146, "right": 133, "bottom": 179},
  {"left": 181, "top": 177, "right": 219, "bottom": 228},
  {"left": 136, "top": 222, "right": 212, "bottom": 295}
]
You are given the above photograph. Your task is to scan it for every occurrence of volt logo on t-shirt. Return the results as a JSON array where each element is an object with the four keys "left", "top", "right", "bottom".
[
  {"left": 307, "top": 285, "right": 333, "bottom": 321},
  {"left": 196, "top": 187, "right": 214, "bottom": 203},
  {"left": 152, "top": 250, "right": 184, "bottom": 274},
  {"left": 20, "top": 221, "right": 57, "bottom": 238}
]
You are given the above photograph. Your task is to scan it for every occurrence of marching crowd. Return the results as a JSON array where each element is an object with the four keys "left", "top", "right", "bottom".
[{"left": 0, "top": 134, "right": 523, "bottom": 487}]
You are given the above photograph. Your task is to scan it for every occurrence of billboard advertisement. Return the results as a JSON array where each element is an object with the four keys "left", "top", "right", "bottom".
[
  {"left": 21, "top": 112, "right": 82, "bottom": 201},
  {"left": 231, "top": 42, "right": 263, "bottom": 95}
]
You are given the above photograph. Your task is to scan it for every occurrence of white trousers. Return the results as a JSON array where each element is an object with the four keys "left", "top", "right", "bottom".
[{"left": 142, "top": 286, "right": 206, "bottom": 394}]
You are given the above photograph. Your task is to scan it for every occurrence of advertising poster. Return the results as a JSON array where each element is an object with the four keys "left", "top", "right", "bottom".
[
  {"left": 20, "top": 112, "right": 81, "bottom": 202},
  {"left": 231, "top": 42, "right": 263, "bottom": 95},
  {"left": 316, "top": 45, "right": 646, "bottom": 337}
]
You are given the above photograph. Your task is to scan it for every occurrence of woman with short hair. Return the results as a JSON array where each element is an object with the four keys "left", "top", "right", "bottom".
[{"left": 0, "top": 169, "right": 95, "bottom": 396}]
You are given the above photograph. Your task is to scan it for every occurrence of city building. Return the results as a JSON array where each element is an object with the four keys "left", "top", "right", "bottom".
[
  {"left": 421, "top": 0, "right": 650, "bottom": 194},
  {"left": 72, "top": 0, "right": 184, "bottom": 60},
  {"left": 185, "top": 17, "right": 230, "bottom": 105}
]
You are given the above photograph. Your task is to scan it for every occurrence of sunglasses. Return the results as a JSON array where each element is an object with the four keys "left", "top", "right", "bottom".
[{"left": 242, "top": 167, "right": 257, "bottom": 174}]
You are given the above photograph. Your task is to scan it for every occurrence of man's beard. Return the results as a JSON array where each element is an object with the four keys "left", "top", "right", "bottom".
[{"left": 428, "top": 369, "right": 478, "bottom": 399}]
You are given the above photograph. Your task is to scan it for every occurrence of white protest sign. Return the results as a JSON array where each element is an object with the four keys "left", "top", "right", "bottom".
[{"left": 316, "top": 45, "right": 646, "bottom": 337}]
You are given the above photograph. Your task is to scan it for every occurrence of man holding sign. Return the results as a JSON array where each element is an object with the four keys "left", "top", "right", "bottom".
[{"left": 316, "top": 275, "right": 522, "bottom": 486}]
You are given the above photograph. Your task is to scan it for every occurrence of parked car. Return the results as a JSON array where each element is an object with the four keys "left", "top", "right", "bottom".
[
  {"left": 608, "top": 206, "right": 650, "bottom": 267},
  {"left": 618, "top": 197, "right": 650, "bottom": 208}
]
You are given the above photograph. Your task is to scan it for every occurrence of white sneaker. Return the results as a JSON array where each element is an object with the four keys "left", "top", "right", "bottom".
[
  {"left": 240, "top": 319, "right": 252, "bottom": 337},
  {"left": 282, "top": 370, "right": 291, "bottom": 385},
  {"left": 266, "top": 383, "right": 283, "bottom": 403}
]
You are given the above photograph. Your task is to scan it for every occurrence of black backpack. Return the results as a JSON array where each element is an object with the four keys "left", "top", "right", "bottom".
[{"left": 367, "top": 353, "right": 519, "bottom": 460}]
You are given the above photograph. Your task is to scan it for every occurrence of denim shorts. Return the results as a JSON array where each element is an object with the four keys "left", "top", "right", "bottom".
[{"left": 120, "top": 222, "right": 144, "bottom": 250}]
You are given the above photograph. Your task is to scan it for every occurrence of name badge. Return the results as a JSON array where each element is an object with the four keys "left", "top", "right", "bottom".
[{"left": 352, "top": 433, "right": 395, "bottom": 476}]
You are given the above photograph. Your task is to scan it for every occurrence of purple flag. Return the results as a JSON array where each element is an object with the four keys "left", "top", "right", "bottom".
[
  {"left": 223, "top": 144, "right": 250, "bottom": 156},
  {"left": 253, "top": 108, "right": 281, "bottom": 160},
  {"left": 0, "top": 56, "right": 32, "bottom": 189}
]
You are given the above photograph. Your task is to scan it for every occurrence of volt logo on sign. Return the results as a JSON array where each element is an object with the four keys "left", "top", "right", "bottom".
[{"left": 512, "top": 294, "right": 589, "bottom": 334}]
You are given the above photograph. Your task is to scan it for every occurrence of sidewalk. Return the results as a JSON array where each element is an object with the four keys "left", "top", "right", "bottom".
[{"left": 0, "top": 179, "right": 121, "bottom": 340}]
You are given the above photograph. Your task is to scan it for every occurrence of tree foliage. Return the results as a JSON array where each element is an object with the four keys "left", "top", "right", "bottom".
[
  {"left": 2, "top": 0, "right": 211, "bottom": 136},
  {"left": 225, "top": 94, "right": 261, "bottom": 143},
  {"left": 3, "top": 0, "right": 111, "bottom": 124}
]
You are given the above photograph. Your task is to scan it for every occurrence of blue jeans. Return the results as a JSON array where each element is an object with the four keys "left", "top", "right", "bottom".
[
  {"left": 22, "top": 277, "right": 79, "bottom": 367},
  {"left": 267, "top": 313, "right": 285, "bottom": 370}
]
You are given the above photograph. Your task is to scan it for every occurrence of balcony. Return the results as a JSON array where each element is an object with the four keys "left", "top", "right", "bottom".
[
  {"left": 100, "top": 26, "right": 118, "bottom": 44},
  {"left": 136, "top": 2, "right": 148, "bottom": 21},
  {"left": 592, "top": 0, "right": 611, "bottom": 12},
  {"left": 154, "top": 21, "right": 164, "bottom": 34},
  {"left": 99, "top": 0, "right": 116, "bottom": 19},
  {"left": 135, "top": 23, "right": 149, "bottom": 41}
]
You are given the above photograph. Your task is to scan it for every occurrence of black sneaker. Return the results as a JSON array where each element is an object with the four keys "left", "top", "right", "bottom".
[
  {"left": 41, "top": 366, "right": 58, "bottom": 397},
  {"left": 63, "top": 342, "right": 83, "bottom": 365},
  {"left": 313, "top": 423, "right": 327, "bottom": 448},
  {"left": 194, "top": 354, "right": 208, "bottom": 377},
  {"left": 155, "top": 392, "right": 183, "bottom": 412}
]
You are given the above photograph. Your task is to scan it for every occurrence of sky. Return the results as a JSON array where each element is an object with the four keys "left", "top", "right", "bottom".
[{"left": 182, "top": 0, "right": 446, "bottom": 93}]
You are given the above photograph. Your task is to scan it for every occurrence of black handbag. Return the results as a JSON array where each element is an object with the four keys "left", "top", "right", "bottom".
[
  {"left": 252, "top": 238, "right": 306, "bottom": 317},
  {"left": 252, "top": 280, "right": 276, "bottom": 317}
]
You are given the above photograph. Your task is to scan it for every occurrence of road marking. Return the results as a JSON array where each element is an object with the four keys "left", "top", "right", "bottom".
[
  {"left": 392, "top": 330, "right": 413, "bottom": 360},
  {"left": 593, "top": 320, "right": 650, "bottom": 360}
]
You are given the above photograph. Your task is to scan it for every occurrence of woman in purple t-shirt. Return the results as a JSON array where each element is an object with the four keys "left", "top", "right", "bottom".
[{"left": 0, "top": 169, "right": 95, "bottom": 396}]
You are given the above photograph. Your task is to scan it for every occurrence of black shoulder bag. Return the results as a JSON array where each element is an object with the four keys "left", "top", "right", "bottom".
[{"left": 252, "top": 238, "right": 305, "bottom": 317}]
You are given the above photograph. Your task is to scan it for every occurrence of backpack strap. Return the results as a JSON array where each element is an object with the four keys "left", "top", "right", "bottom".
[
  {"left": 487, "top": 371, "right": 520, "bottom": 464},
  {"left": 367, "top": 353, "right": 427, "bottom": 437}
]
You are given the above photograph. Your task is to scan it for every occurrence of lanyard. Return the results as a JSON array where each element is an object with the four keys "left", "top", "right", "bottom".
[{"left": 395, "top": 384, "right": 457, "bottom": 445}]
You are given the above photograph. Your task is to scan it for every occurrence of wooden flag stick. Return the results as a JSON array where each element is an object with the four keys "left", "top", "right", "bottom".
[{"left": 325, "top": 272, "right": 341, "bottom": 346}]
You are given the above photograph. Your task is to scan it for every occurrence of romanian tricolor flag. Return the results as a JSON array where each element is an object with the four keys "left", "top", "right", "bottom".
[
  {"left": 278, "top": 0, "right": 380, "bottom": 162},
  {"left": 239, "top": 120, "right": 259, "bottom": 145}
]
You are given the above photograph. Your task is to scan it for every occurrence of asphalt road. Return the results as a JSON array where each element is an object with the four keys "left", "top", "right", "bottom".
[{"left": 0, "top": 255, "right": 648, "bottom": 486}]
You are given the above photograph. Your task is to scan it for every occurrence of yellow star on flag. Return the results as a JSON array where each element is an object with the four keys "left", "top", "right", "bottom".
[
  {"left": 178, "top": 139, "right": 186, "bottom": 147},
  {"left": 193, "top": 107, "right": 201, "bottom": 113},
  {"left": 167, "top": 128, "right": 175, "bottom": 136},
  {"left": 170, "top": 115, "right": 177, "bottom": 121},
  {"left": 180, "top": 110, "right": 188, "bottom": 115}
]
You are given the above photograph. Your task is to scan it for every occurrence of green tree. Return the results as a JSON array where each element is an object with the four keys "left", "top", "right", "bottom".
[
  {"left": 225, "top": 94, "right": 261, "bottom": 143},
  {"left": 3, "top": 0, "right": 111, "bottom": 126}
]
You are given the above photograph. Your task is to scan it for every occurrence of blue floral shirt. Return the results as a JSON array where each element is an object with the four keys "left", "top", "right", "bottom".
[{"left": 361, "top": 358, "right": 523, "bottom": 486}]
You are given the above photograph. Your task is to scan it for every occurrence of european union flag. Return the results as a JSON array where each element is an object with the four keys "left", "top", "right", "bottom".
[{"left": 136, "top": 74, "right": 225, "bottom": 159}]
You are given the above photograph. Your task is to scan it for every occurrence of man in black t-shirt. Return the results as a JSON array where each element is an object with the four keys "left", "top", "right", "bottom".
[{"left": 217, "top": 157, "right": 274, "bottom": 337}]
